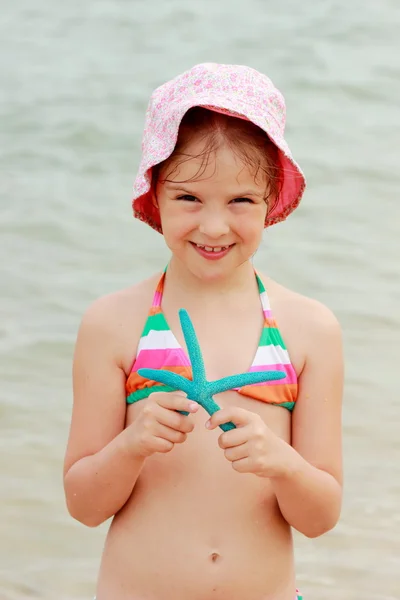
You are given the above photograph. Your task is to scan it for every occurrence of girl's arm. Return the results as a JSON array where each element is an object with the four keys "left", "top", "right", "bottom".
[
  {"left": 271, "top": 301, "right": 344, "bottom": 538},
  {"left": 63, "top": 295, "right": 145, "bottom": 528}
]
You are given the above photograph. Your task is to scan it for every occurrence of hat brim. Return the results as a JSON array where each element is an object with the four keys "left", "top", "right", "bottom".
[{"left": 132, "top": 102, "right": 306, "bottom": 233}]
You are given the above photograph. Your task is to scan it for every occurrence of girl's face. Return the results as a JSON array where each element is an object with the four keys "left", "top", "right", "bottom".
[{"left": 155, "top": 138, "right": 269, "bottom": 282}]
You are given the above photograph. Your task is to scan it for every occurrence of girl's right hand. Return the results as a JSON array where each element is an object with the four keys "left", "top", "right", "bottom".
[{"left": 128, "top": 392, "right": 199, "bottom": 458}]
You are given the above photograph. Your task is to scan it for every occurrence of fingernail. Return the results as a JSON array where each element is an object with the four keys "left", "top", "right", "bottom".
[
  {"left": 205, "top": 419, "right": 211, "bottom": 429},
  {"left": 189, "top": 402, "right": 198, "bottom": 411}
]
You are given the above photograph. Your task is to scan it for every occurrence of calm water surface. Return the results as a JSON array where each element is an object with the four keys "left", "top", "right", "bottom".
[{"left": 1, "top": 1, "right": 399, "bottom": 598}]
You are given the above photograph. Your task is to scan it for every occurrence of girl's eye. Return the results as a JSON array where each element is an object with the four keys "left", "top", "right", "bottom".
[
  {"left": 176, "top": 195, "right": 254, "bottom": 203},
  {"left": 176, "top": 194, "right": 198, "bottom": 202}
]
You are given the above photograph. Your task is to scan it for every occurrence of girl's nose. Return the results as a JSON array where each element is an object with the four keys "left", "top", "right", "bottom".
[{"left": 198, "top": 208, "right": 230, "bottom": 238}]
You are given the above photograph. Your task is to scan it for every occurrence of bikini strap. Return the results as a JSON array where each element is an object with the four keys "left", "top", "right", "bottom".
[
  {"left": 151, "top": 267, "right": 168, "bottom": 309},
  {"left": 255, "top": 271, "right": 272, "bottom": 318},
  {"left": 154, "top": 267, "right": 270, "bottom": 314}
]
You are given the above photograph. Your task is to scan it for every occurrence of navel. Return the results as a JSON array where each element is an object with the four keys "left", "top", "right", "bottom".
[{"left": 209, "top": 552, "right": 221, "bottom": 562}]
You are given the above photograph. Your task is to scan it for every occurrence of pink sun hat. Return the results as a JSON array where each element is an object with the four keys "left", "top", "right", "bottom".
[{"left": 132, "top": 63, "right": 306, "bottom": 233}]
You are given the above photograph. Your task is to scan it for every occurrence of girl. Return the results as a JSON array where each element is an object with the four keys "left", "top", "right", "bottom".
[{"left": 64, "top": 63, "right": 343, "bottom": 600}]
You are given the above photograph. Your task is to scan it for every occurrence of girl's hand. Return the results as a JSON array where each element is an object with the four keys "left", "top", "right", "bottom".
[
  {"left": 129, "top": 392, "right": 199, "bottom": 458},
  {"left": 206, "top": 407, "right": 296, "bottom": 478}
]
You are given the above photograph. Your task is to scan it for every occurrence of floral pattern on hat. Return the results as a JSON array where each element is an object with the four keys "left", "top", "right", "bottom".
[{"left": 132, "top": 63, "right": 306, "bottom": 233}]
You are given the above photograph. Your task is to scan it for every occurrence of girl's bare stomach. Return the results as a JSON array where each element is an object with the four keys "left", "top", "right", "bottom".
[{"left": 96, "top": 397, "right": 296, "bottom": 600}]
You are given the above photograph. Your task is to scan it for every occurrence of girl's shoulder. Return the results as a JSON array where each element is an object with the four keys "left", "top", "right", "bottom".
[
  {"left": 81, "top": 272, "right": 161, "bottom": 323},
  {"left": 75, "top": 271, "right": 162, "bottom": 372},
  {"left": 259, "top": 271, "right": 341, "bottom": 329},
  {"left": 257, "top": 272, "right": 342, "bottom": 367}
]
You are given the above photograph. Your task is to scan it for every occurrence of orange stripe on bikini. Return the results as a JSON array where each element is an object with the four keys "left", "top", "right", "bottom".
[
  {"left": 126, "top": 366, "right": 193, "bottom": 395},
  {"left": 239, "top": 383, "right": 297, "bottom": 405}
]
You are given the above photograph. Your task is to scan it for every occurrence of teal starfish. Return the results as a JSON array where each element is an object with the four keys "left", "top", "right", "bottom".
[{"left": 137, "top": 309, "right": 286, "bottom": 432}]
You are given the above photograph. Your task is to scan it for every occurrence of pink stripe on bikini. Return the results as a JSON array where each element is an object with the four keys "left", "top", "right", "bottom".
[
  {"left": 133, "top": 348, "right": 191, "bottom": 370},
  {"left": 153, "top": 291, "right": 162, "bottom": 307},
  {"left": 247, "top": 363, "right": 297, "bottom": 385}
]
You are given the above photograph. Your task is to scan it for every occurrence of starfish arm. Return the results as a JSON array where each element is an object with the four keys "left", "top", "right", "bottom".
[
  {"left": 200, "top": 391, "right": 223, "bottom": 417},
  {"left": 137, "top": 368, "right": 193, "bottom": 397},
  {"left": 209, "top": 370, "right": 287, "bottom": 395},
  {"left": 220, "top": 421, "right": 236, "bottom": 432},
  {"left": 200, "top": 387, "right": 236, "bottom": 431},
  {"left": 179, "top": 309, "right": 206, "bottom": 384}
]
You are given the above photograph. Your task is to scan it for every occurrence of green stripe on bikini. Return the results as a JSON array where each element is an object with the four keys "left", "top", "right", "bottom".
[
  {"left": 259, "top": 327, "right": 287, "bottom": 349},
  {"left": 142, "top": 312, "right": 169, "bottom": 336},
  {"left": 126, "top": 385, "right": 177, "bottom": 403},
  {"left": 276, "top": 401, "right": 295, "bottom": 411}
]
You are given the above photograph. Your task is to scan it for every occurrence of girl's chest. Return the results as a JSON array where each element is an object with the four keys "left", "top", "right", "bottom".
[{"left": 166, "top": 309, "right": 266, "bottom": 381}]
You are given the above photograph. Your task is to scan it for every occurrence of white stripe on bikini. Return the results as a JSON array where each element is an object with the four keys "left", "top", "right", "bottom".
[
  {"left": 137, "top": 329, "right": 181, "bottom": 353},
  {"left": 259, "top": 290, "right": 271, "bottom": 312},
  {"left": 252, "top": 344, "right": 291, "bottom": 366},
  {"left": 137, "top": 328, "right": 290, "bottom": 367}
]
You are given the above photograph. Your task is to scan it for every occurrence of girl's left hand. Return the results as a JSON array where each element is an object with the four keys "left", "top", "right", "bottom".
[{"left": 206, "top": 407, "right": 297, "bottom": 478}]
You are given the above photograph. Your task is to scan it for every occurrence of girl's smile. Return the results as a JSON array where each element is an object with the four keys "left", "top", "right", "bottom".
[
  {"left": 155, "top": 138, "right": 269, "bottom": 280},
  {"left": 190, "top": 242, "right": 235, "bottom": 260}
]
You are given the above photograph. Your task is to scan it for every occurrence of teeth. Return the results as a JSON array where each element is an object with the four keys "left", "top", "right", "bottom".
[{"left": 196, "top": 244, "right": 228, "bottom": 253}]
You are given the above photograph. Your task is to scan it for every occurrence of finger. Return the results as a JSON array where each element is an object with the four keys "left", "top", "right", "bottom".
[
  {"left": 152, "top": 437, "right": 175, "bottom": 454},
  {"left": 154, "top": 423, "right": 188, "bottom": 445},
  {"left": 224, "top": 443, "right": 249, "bottom": 463},
  {"left": 206, "top": 407, "right": 256, "bottom": 431},
  {"left": 231, "top": 457, "right": 252, "bottom": 473},
  {"left": 218, "top": 427, "right": 250, "bottom": 450},
  {"left": 156, "top": 407, "right": 196, "bottom": 433},
  {"left": 153, "top": 391, "right": 199, "bottom": 414}
]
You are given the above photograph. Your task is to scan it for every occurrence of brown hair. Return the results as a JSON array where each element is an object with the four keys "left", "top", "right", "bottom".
[{"left": 152, "top": 107, "right": 283, "bottom": 213}]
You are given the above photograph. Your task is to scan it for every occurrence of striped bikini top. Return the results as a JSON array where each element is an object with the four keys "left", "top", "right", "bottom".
[{"left": 126, "top": 271, "right": 298, "bottom": 411}]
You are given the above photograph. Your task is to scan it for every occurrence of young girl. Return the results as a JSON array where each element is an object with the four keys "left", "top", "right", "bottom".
[{"left": 64, "top": 63, "right": 343, "bottom": 600}]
